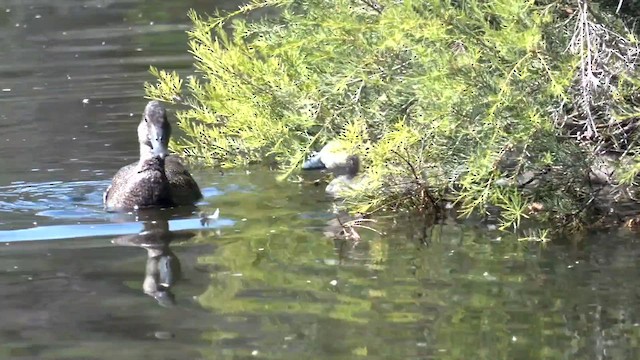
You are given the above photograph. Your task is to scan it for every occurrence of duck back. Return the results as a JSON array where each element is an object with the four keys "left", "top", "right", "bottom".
[{"left": 165, "top": 155, "right": 203, "bottom": 205}]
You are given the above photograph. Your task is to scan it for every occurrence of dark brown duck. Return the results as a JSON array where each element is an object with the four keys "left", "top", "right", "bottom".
[{"left": 103, "top": 101, "right": 202, "bottom": 211}]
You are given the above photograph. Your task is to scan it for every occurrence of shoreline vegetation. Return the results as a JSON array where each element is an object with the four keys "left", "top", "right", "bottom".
[{"left": 145, "top": 0, "right": 640, "bottom": 240}]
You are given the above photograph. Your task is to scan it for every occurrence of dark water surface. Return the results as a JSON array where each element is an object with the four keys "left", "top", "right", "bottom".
[{"left": 1, "top": 1, "right": 640, "bottom": 359}]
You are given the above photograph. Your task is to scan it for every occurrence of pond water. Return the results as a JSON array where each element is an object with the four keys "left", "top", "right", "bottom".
[{"left": 1, "top": 1, "right": 640, "bottom": 359}]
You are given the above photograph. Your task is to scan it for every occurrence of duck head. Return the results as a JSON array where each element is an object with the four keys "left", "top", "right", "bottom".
[
  {"left": 138, "top": 101, "right": 171, "bottom": 160},
  {"left": 302, "top": 141, "right": 360, "bottom": 178}
]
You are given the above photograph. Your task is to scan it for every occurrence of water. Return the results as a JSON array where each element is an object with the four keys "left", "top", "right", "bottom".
[{"left": 1, "top": 1, "right": 640, "bottom": 359}]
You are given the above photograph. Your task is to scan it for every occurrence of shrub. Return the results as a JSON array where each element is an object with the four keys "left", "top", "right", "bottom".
[{"left": 146, "top": 0, "right": 640, "bottom": 232}]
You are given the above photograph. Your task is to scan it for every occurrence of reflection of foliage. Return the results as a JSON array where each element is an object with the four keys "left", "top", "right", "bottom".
[
  {"left": 189, "top": 169, "right": 640, "bottom": 358},
  {"left": 192, "top": 211, "right": 525, "bottom": 357},
  {"left": 196, "top": 192, "right": 382, "bottom": 322},
  {"left": 193, "top": 172, "right": 525, "bottom": 357}
]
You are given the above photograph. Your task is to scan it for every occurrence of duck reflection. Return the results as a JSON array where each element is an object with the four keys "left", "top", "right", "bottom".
[{"left": 111, "top": 220, "right": 195, "bottom": 307}]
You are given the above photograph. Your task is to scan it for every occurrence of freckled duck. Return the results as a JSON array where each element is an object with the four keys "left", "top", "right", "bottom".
[
  {"left": 103, "top": 101, "right": 202, "bottom": 210},
  {"left": 302, "top": 141, "right": 360, "bottom": 197}
]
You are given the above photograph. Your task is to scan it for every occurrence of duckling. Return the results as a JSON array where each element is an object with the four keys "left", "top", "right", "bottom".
[
  {"left": 103, "top": 101, "right": 202, "bottom": 211},
  {"left": 302, "top": 141, "right": 360, "bottom": 197}
]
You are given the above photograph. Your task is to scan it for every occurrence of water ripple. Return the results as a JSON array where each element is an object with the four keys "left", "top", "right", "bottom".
[
  {"left": 0, "top": 176, "right": 227, "bottom": 239},
  {"left": 0, "top": 180, "right": 107, "bottom": 213}
]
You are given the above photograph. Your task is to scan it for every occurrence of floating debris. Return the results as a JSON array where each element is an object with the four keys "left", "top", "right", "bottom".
[{"left": 199, "top": 208, "right": 220, "bottom": 226}]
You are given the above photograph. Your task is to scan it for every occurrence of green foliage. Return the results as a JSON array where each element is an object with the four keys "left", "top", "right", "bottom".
[{"left": 145, "top": 0, "right": 602, "bottom": 230}]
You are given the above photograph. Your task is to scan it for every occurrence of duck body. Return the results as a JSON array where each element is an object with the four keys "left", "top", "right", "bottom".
[
  {"left": 302, "top": 141, "right": 360, "bottom": 197},
  {"left": 104, "top": 157, "right": 173, "bottom": 210},
  {"left": 106, "top": 156, "right": 202, "bottom": 209},
  {"left": 163, "top": 156, "right": 203, "bottom": 205},
  {"left": 103, "top": 101, "right": 202, "bottom": 211}
]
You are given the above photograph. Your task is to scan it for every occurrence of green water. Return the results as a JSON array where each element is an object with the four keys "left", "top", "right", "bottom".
[{"left": 3, "top": 166, "right": 640, "bottom": 359}]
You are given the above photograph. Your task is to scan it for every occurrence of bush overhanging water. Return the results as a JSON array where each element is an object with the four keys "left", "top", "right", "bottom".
[{"left": 146, "top": 0, "right": 640, "bottom": 233}]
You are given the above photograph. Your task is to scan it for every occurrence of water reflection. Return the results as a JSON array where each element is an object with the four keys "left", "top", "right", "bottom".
[
  {"left": 112, "top": 218, "right": 194, "bottom": 307},
  {"left": 3, "top": 0, "right": 640, "bottom": 358}
]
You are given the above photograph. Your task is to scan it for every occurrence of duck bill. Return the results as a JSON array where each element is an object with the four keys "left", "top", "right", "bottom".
[
  {"left": 150, "top": 128, "right": 169, "bottom": 159},
  {"left": 151, "top": 140, "right": 169, "bottom": 159},
  {"left": 302, "top": 153, "right": 326, "bottom": 170}
]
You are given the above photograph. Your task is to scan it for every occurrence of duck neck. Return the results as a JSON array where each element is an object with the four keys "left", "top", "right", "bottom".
[
  {"left": 139, "top": 144, "right": 155, "bottom": 161},
  {"left": 137, "top": 144, "right": 166, "bottom": 173}
]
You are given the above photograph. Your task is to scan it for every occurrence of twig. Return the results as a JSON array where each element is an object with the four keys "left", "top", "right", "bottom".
[{"left": 360, "top": 0, "right": 384, "bottom": 14}]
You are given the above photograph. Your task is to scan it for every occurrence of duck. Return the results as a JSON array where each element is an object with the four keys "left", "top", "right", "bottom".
[
  {"left": 103, "top": 101, "right": 202, "bottom": 211},
  {"left": 302, "top": 141, "right": 361, "bottom": 197}
]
